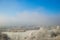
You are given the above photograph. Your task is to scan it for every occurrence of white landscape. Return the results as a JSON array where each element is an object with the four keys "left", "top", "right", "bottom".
[
  {"left": 1, "top": 26, "right": 60, "bottom": 40},
  {"left": 0, "top": 0, "right": 60, "bottom": 40}
]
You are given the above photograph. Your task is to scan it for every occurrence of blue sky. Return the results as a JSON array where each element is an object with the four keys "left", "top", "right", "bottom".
[
  {"left": 17, "top": 0, "right": 60, "bottom": 13},
  {"left": 0, "top": 0, "right": 60, "bottom": 26},
  {"left": 0, "top": 0, "right": 60, "bottom": 15}
]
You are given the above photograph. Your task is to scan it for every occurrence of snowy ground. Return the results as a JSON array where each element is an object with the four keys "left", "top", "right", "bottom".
[
  {"left": 1, "top": 27, "right": 60, "bottom": 40},
  {"left": 2, "top": 30, "right": 37, "bottom": 40}
]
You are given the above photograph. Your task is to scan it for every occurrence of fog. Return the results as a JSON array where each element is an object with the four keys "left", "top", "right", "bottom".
[
  {"left": 0, "top": 7, "right": 60, "bottom": 26},
  {"left": 0, "top": 12, "right": 60, "bottom": 26}
]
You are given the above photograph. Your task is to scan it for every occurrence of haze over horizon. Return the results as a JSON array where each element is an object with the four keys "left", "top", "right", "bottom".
[{"left": 0, "top": 0, "right": 60, "bottom": 26}]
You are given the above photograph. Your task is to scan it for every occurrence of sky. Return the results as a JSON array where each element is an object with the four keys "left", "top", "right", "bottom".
[{"left": 0, "top": 0, "right": 60, "bottom": 26}]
